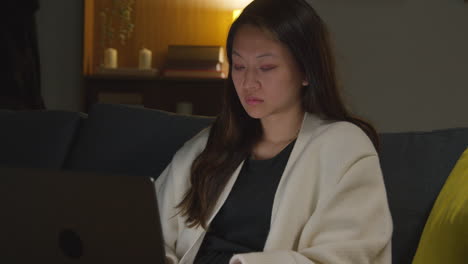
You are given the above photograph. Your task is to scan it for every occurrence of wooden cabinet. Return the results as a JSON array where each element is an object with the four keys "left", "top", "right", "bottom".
[
  {"left": 83, "top": 0, "right": 232, "bottom": 76},
  {"left": 84, "top": 76, "right": 226, "bottom": 116},
  {"left": 82, "top": 1, "right": 234, "bottom": 116}
]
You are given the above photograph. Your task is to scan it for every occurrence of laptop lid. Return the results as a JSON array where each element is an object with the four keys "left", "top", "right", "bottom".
[{"left": 0, "top": 167, "right": 166, "bottom": 264}]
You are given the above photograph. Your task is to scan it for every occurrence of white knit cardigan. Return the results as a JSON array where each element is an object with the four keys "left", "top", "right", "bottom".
[{"left": 155, "top": 113, "right": 393, "bottom": 264}]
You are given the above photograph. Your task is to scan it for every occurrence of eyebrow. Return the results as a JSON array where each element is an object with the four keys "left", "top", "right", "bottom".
[{"left": 232, "top": 50, "right": 275, "bottom": 59}]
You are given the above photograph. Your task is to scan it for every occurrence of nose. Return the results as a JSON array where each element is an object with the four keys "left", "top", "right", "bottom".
[{"left": 243, "top": 68, "right": 259, "bottom": 91}]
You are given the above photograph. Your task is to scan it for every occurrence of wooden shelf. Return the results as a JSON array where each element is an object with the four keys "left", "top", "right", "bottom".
[
  {"left": 83, "top": 0, "right": 232, "bottom": 75},
  {"left": 84, "top": 76, "right": 226, "bottom": 116}
]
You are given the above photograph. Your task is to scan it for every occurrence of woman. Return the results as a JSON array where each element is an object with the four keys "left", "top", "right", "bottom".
[{"left": 155, "top": 0, "right": 393, "bottom": 263}]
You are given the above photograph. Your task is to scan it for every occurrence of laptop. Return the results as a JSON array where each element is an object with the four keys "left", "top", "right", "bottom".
[{"left": 0, "top": 167, "right": 166, "bottom": 263}]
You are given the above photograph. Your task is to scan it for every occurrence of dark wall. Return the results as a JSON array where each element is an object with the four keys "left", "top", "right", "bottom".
[
  {"left": 36, "top": 0, "right": 83, "bottom": 111},
  {"left": 312, "top": 0, "right": 468, "bottom": 132}
]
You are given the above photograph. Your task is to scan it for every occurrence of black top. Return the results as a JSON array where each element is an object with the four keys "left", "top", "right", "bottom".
[{"left": 194, "top": 140, "right": 296, "bottom": 264}]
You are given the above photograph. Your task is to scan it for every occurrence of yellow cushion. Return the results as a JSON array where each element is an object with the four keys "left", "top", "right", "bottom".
[{"left": 412, "top": 148, "right": 468, "bottom": 264}]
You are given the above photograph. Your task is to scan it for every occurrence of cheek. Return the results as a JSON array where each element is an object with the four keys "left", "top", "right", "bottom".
[
  {"left": 265, "top": 78, "right": 301, "bottom": 102},
  {"left": 231, "top": 73, "right": 243, "bottom": 93},
  {"left": 264, "top": 77, "right": 288, "bottom": 95}
]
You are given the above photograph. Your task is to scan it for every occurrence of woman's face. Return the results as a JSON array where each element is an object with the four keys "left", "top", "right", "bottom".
[{"left": 231, "top": 24, "right": 307, "bottom": 121}]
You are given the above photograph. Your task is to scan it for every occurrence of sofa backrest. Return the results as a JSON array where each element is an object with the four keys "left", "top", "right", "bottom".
[
  {"left": 3, "top": 104, "right": 468, "bottom": 264},
  {"left": 380, "top": 128, "right": 468, "bottom": 264},
  {"left": 64, "top": 104, "right": 214, "bottom": 178},
  {"left": 0, "top": 110, "right": 84, "bottom": 169}
]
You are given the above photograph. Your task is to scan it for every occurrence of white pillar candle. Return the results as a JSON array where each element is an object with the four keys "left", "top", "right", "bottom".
[
  {"left": 138, "top": 48, "right": 152, "bottom": 70},
  {"left": 104, "top": 48, "right": 118, "bottom": 68}
]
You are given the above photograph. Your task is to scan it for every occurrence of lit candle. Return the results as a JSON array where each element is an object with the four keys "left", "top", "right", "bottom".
[
  {"left": 138, "top": 48, "right": 152, "bottom": 70},
  {"left": 104, "top": 48, "right": 118, "bottom": 68}
]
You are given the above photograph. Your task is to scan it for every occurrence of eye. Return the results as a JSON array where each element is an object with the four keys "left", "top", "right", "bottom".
[
  {"left": 260, "top": 65, "right": 277, "bottom": 72},
  {"left": 233, "top": 64, "right": 245, "bottom": 71}
]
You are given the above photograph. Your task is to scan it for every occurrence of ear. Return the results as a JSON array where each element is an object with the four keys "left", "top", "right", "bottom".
[{"left": 302, "top": 80, "right": 309, "bottom": 86}]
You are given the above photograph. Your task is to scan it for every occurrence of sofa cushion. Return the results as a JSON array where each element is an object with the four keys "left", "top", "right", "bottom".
[
  {"left": 379, "top": 128, "right": 468, "bottom": 264},
  {"left": 65, "top": 104, "right": 214, "bottom": 178},
  {"left": 0, "top": 110, "right": 84, "bottom": 169},
  {"left": 412, "top": 148, "right": 468, "bottom": 264}
]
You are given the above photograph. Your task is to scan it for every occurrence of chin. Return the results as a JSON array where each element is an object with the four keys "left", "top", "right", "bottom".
[
  {"left": 243, "top": 108, "right": 267, "bottom": 120},
  {"left": 241, "top": 102, "right": 271, "bottom": 119}
]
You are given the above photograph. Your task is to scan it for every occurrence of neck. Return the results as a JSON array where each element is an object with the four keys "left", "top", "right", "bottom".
[{"left": 260, "top": 109, "right": 304, "bottom": 144}]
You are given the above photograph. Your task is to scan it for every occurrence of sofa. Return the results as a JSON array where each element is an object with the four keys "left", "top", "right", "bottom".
[{"left": 1, "top": 103, "right": 467, "bottom": 264}]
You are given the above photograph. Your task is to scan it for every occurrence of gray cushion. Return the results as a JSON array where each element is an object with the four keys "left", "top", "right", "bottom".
[
  {"left": 379, "top": 128, "right": 468, "bottom": 264},
  {"left": 65, "top": 104, "right": 214, "bottom": 178},
  {"left": 0, "top": 110, "right": 84, "bottom": 169}
]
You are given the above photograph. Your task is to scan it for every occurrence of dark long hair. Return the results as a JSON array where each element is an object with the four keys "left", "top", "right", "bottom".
[{"left": 177, "top": 0, "right": 379, "bottom": 228}]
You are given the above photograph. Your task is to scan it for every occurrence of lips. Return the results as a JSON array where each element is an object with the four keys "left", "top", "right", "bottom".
[{"left": 245, "top": 96, "right": 264, "bottom": 105}]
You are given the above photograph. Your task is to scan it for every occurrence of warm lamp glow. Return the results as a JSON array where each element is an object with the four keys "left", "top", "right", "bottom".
[
  {"left": 233, "top": 9, "right": 242, "bottom": 21},
  {"left": 176, "top": 0, "right": 253, "bottom": 10},
  {"left": 219, "top": 0, "right": 253, "bottom": 10}
]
